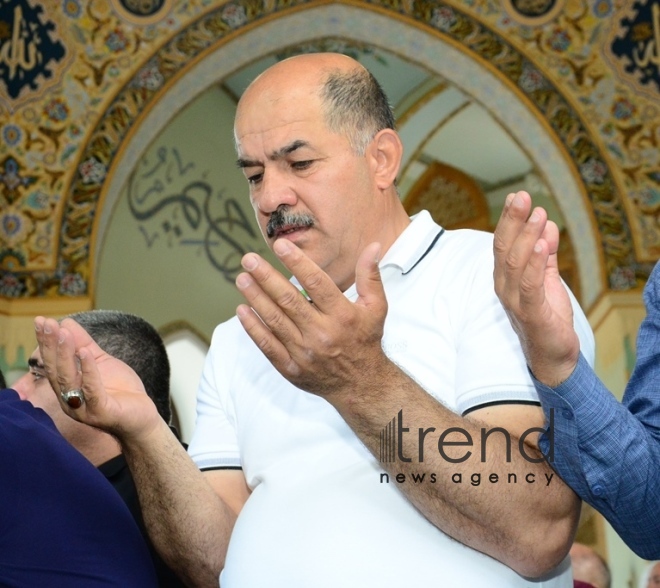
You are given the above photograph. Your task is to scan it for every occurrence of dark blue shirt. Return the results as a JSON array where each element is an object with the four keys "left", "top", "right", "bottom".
[
  {"left": 537, "top": 262, "right": 660, "bottom": 559},
  {"left": 0, "top": 390, "right": 158, "bottom": 587}
]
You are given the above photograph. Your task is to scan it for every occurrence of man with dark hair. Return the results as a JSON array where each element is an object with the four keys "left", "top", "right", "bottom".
[
  {"left": 0, "top": 367, "right": 158, "bottom": 587},
  {"left": 38, "top": 53, "right": 594, "bottom": 587},
  {"left": 13, "top": 310, "right": 185, "bottom": 588},
  {"left": 68, "top": 310, "right": 173, "bottom": 424}
]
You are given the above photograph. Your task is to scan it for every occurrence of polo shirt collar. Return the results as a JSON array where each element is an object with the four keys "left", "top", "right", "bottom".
[
  {"left": 379, "top": 210, "right": 443, "bottom": 274},
  {"left": 290, "top": 210, "right": 443, "bottom": 298}
]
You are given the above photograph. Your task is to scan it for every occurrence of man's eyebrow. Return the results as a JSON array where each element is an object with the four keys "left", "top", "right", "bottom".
[
  {"left": 236, "top": 157, "right": 260, "bottom": 169},
  {"left": 272, "top": 140, "right": 309, "bottom": 159},
  {"left": 28, "top": 358, "right": 44, "bottom": 369},
  {"left": 236, "top": 140, "right": 310, "bottom": 169}
]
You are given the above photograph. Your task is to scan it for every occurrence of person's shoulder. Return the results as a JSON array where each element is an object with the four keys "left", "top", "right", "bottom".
[
  {"left": 208, "top": 314, "right": 257, "bottom": 358},
  {"left": 211, "top": 314, "right": 246, "bottom": 341},
  {"left": 645, "top": 261, "right": 660, "bottom": 300},
  {"left": 437, "top": 228, "right": 494, "bottom": 256},
  {"left": 0, "top": 388, "right": 19, "bottom": 405},
  {"left": 407, "top": 228, "right": 496, "bottom": 307},
  {"left": 0, "top": 389, "right": 57, "bottom": 430},
  {"left": 432, "top": 228, "right": 495, "bottom": 273}
]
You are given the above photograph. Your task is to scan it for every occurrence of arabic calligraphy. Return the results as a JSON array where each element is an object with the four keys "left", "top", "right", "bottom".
[
  {"left": 1, "top": 6, "right": 37, "bottom": 79},
  {"left": 611, "top": 0, "right": 660, "bottom": 92},
  {"left": 0, "top": 0, "right": 66, "bottom": 101},
  {"left": 631, "top": 3, "right": 660, "bottom": 69},
  {"left": 128, "top": 146, "right": 261, "bottom": 283}
]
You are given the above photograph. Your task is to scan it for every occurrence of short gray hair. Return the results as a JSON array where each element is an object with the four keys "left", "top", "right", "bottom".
[{"left": 320, "top": 68, "right": 395, "bottom": 155}]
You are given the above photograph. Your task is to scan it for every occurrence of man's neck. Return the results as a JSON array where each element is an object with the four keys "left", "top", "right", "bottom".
[{"left": 72, "top": 430, "right": 122, "bottom": 467}]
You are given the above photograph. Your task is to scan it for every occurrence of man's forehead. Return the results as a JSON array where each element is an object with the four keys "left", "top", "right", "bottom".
[
  {"left": 235, "top": 113, "right": 329, "bottom": 162},
  {"left": 236, "top": 80, "right": 325, "bottom": 132}
]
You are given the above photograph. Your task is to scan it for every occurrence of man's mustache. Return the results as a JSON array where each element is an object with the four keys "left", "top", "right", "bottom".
[{"left": 266, "top": 209, "right": 315, "bottom": 238}]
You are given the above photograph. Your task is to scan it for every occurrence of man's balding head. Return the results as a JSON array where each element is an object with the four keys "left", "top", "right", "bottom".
[{"left": 236, "top": 53, "right": 394, "bottom": 155}]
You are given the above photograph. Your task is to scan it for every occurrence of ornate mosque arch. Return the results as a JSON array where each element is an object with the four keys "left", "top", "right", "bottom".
[{"left": 50, "top": 0, "right": 634, "bottom": 310}]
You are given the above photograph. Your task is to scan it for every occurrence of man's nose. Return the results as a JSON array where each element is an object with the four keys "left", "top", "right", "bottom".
[
  {"left": 256, "top": 170, "right": 297, "bottom": 214},
  {"left": 11, "top": 374, "right": 30, "bottom": 400}
]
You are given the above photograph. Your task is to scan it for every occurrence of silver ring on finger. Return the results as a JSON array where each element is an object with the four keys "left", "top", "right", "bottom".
[{"left": 61, "top": 388, "right": 85, "bottom": 409}]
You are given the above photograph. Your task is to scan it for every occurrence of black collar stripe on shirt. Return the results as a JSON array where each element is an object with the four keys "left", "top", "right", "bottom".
[{"left": 402, "top": 229, "right": 445, "bottom": 275}]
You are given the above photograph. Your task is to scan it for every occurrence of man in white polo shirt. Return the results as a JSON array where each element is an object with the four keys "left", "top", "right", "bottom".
[{"left": 37, "top": 52, "right": 594, "bottom": 587}]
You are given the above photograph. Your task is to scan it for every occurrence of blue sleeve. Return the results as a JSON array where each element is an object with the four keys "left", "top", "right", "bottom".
[
  {"left": 535, "top": 264, "right": 660, "bottom": 559},
  {"left": 622, "top": 263, "right": 660, "bottom": 433},
  {"left": 0, "top": 390, "right": 158, "bottom": 587}
]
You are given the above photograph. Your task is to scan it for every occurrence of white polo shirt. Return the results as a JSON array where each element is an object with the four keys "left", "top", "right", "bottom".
[{"left": 189, "top": 210, "right": 594, "bottom": 587}]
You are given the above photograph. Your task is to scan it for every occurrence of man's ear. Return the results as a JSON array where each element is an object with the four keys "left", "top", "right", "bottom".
[{"left": 368, "top": 128, "right": 403, "bottom": 190}]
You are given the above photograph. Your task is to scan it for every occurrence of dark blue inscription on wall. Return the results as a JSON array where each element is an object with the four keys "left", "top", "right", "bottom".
[
  {"left": 128, "top": 146, "right": 263, "bottom": 284},
  {"left": 612, "top": 0, "right": 660, "bottom": 93}
]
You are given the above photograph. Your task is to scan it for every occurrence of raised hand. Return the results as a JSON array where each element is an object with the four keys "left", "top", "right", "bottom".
[
  {"left": 235, "top": 238, "right": 390, "bottom": 400},
  {"left": 35, "top": 316, "right": 162, "bottom": 441},
  {"left": 493, "top": 191, "right": 580, "bottom": 387}
]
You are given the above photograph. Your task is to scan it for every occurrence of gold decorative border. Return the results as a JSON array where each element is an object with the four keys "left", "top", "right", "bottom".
[
  {"left": 110, "top": 0, "right": 174, "bottom": 25},
  {"left": 501, "top": 0, "right": 566, "bottom": 27},
  {"left": 4, "top": 0, "right": 643, "bottom": 309}
]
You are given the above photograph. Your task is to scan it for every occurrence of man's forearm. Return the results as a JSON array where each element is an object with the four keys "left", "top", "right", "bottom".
[
  {"left": 331, "top": 361, "right": 579, "bottom": 578},
  {"left": 121, "top": 420, "right": 236, "bottom": 587}
]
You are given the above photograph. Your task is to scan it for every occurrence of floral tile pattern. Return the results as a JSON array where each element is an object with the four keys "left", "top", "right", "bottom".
[{"left": 0, "top": 0, "right": 657, "bottom": 301}]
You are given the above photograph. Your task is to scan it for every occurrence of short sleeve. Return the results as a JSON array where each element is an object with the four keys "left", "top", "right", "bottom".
[
  {"left": 188, "top": 322, "right": 242, "bottom": 470},
  {"left": 453, "top": 245, "right": 537, "bottom": 414},
  {"left": 453, "top": 242, "right": 594, "bottom": 414}
]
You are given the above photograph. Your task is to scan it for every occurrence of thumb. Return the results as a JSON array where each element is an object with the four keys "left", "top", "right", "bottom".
[{"left": 355, "top": 242, "right": 386, "bottom": 311}]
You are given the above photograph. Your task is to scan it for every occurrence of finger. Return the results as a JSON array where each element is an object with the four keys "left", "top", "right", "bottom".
[
  {"left": 60, "top": 318, "right": 104, "bottom": 358},
  {"left": 236, "top": 271, "right": 303, "bottom": 345},
  {"left": 76, "top": 344, "right": 107, "bottom": 417},
  {"left": 498, "top": 206, "right": 548, "bottom": 302},
  {"left": 242, "top": 249, "right": 316, "bottom": 319},
  {"left": 35, "top": 317, "right": 67, "bottom": 395},
  {"left": 271, "top": 239, "right": 342, "bottom": 313},
  {"left": 354, "top": 243, "right": 386, "bottom": 315},
  {"left": 518, "top": 238, "right": 551, "bottom": 319},
  {"left": 236, "top": 304, "right": 300, "bottom": 379},
  {"left": 493, "top": 191, "right": 532, "bottom": 268},
  {"left": 540, "top": 220, "right": 560, "bottom": 273},
  {"left": 54, "top": 326, "right": 83, "bottom": 397}
]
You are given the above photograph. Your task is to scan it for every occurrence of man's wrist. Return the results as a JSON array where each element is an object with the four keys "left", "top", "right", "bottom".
[
  {"left": 116, "top": 405, "right": 169, "bottom": 449},
  {"left": 329, "top": 352, "right": 400, "bottom": 415},
  {"left": 528, "top": 357, "right": 579, "bottom": 389}
]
